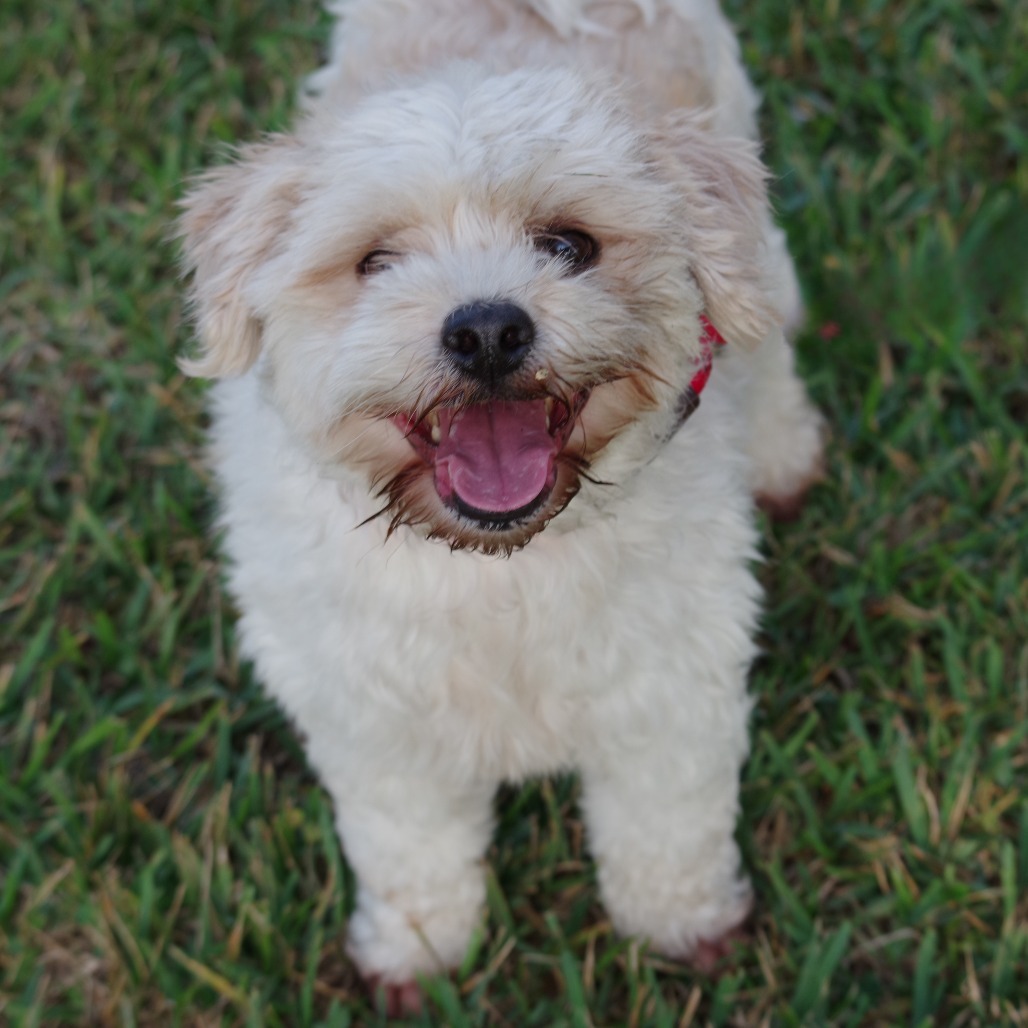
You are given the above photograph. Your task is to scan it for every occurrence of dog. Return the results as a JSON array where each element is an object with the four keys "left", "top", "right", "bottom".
[{"left": 178, "top": 0, "right": 824, "bottom": 1013}]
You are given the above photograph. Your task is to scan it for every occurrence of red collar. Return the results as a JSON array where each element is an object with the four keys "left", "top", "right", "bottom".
[
  {"left": 690, "top": 315, "right": 726, "bottom": 396},
  {"left": 669, "top": 315, "right": 726, "bottom": 433}
]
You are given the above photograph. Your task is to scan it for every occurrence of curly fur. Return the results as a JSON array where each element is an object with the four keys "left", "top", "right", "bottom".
[{"left": 178, "top": 0, "right": 824, "bottom": 1006}]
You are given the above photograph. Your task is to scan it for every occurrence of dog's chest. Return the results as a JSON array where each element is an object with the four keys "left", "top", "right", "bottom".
[{"left": 353, "top": 539, "right": 614, "bottom": 778}]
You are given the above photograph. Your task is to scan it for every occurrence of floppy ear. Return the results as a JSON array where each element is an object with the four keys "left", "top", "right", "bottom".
[
  {"left": 653, "top": 113, "right": 782, "bottom": 348},
  {"left": 176, "top": 135, "right": 307, "bottom": 378}
]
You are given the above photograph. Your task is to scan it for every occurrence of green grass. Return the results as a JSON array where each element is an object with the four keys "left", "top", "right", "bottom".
[{"left": 1, "top": 0, "right": 1026, "bottom": 1023}]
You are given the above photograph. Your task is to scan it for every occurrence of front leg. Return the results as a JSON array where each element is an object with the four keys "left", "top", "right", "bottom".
[
  {"left": 314, "top": 752, "right": 495, "bottom": 1007},
  {"left": 580, "top": 690, "right": 753, "bottom": 964}
]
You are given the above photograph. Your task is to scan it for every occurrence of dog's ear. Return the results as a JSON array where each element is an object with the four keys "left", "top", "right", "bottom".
[
  {"left": 177, "top": 136, "right": 306, "bottom": 378},
  {"left": 652, "top": 113, "right": 782, "bottom": 349}
]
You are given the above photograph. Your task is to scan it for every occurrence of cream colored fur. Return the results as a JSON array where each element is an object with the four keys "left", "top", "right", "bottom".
[{"left": 178, "top": 0, "right": 824, "bottom": 1006}]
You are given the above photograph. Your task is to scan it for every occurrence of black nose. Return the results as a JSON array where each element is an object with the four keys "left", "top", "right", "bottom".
[{"left": 441, "top": 301, "right": 535, "bottom": 382}]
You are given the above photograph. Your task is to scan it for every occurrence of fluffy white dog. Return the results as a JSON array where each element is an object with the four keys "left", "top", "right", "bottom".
[{"left": 179, "top": 0, "right": 823, "bottom": 1012}]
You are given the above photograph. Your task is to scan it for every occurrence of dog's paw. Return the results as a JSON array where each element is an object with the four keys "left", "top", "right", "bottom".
[
  {"left": 749, "top": 409, "right": 824, "bottom": 517},
  {"left": 742, "top": 335, "right": 826, "bottom": 517},
  {"left": 366, "top": 975, "right": 424, "bottom": 1017},
  {"left": 756, "top": 464, "right": 823, "bottom": 522},
  {"left": 345, "top": 876, "right": 484, "bottom": 1014},
  {"left": 685, "top": 923, "right": 750, "bottom": 975}
]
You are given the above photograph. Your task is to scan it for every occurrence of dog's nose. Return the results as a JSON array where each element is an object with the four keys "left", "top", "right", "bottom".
[{"left": 441, "top": 301, "right": 535, "bottom": 381}]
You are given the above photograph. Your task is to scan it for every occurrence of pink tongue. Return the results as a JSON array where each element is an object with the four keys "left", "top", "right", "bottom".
[{"left": 435, "top": 401, "right": 555, "bottom": 515}]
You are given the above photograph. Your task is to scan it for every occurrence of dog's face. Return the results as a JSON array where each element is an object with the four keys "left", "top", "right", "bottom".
[{"left": 180, "top": 67, "right": 777, "bottom": 553}]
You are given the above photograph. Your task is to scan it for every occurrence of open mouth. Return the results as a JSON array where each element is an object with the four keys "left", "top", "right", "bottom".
[{"left": 393, "top": 392, "right": 588, "bottom": 528}]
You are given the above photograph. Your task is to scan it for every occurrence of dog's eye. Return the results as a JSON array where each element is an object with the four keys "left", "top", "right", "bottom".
[
  {"left": 534, "top": 229, "right": 599, "bottom": 274},
  {"left": 357, "top": 250, "right": 399, "bottom": 276}
]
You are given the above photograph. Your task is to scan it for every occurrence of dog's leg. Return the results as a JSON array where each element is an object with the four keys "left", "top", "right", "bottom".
[
  {"left": 766, "top": 221, "right": 805, "bottom": 340},
  {"left": 325, "top": 770, "right": 494, "bottom": 1012},
  {"left": 739, "top": 222, "right": 825, "bottom": 518},
  {"left": 580, "top": 736, "right": 752, "bottom": 968},
  {"left": 742, "top": 326, "right": 825, "bottom": 519}
]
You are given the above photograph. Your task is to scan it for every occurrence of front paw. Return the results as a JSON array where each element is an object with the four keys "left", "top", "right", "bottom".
[
  {"left": 365, "top": 975, "right": 425, "bottom": 1017},
  {"left": 597, "top": 855, "right": 754, "bottom": 968},
  {"left": 682, "top": 917, "right": 752, "bottom": 975},
  {"left": 344, "top": 878, "right": 484, "bottom": 1003}
]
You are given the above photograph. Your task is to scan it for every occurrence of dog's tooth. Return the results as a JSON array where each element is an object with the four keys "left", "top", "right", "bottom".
[
  {"left": 544, "top": 396, "right": 554, "bottom": 430},
  {"left": 425, "top": 409, "right": 442, "bottom": 443}
]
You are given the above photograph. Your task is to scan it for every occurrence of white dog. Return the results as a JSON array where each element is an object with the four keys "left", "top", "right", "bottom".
[{"left": 179, "top": 0, "right": 823, "bottom": 1012}]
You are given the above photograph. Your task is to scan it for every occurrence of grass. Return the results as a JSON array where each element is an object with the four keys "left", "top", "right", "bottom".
[{"left": 1, "top": 0, "right": 1025, "bottom": 1023}]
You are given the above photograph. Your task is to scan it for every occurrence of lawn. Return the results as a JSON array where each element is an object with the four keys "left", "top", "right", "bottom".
[{"left": 1, "top": 0, "right": 1026, "bottom": 1024}]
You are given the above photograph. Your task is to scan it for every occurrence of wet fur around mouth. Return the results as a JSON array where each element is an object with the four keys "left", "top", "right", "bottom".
[{"left": 392, "top": 389, "right": 588, "bottom": 526}]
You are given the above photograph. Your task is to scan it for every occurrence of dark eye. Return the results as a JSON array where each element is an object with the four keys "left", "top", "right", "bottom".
[
  {"left": 357, "top": 250, "right": 399, "bottom": 276},
  {"left": 534, "top": 229, "right": 599, "bottom": 274}
]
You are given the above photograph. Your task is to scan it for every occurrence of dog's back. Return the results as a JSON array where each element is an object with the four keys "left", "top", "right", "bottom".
[{"left": 306, "top": 0, "right": 759, "bottom": 137}]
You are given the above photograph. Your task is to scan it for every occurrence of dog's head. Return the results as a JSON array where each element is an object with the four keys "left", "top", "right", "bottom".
[{"left": 179, "top": 66, "right": 778, "bottom": 553}]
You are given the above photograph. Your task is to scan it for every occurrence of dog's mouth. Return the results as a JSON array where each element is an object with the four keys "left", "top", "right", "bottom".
[{"left": 393, "top": 391, "right": 589, "bottom": 527}]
